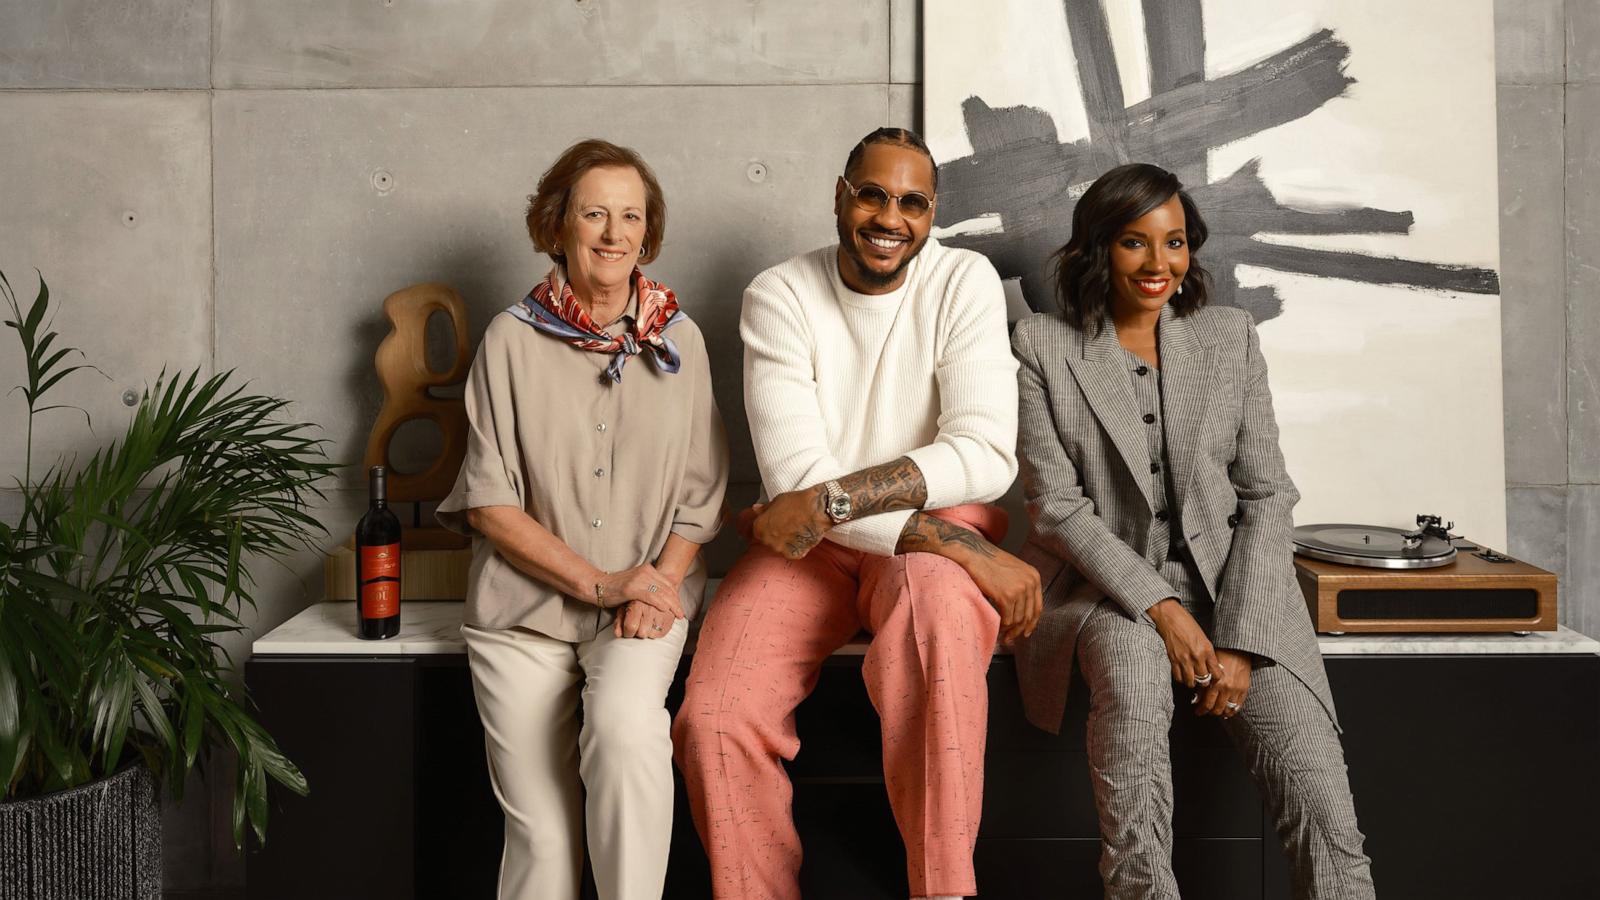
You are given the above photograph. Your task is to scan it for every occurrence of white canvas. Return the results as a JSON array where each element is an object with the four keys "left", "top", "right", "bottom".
[{"left": 925, "top": 0, "right": 1507, "bottom": 547}]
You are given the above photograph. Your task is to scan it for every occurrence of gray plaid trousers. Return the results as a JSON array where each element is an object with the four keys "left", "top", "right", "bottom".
[{"left": 1077, "top": 592, "right": 1375, "bottom": 899}]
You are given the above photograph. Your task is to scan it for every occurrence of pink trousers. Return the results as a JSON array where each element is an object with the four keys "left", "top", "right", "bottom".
[{"left": 672, "top": 504, "right": 1006, "bottom": 899}]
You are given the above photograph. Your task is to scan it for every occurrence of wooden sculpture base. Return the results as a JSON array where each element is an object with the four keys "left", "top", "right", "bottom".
[{"left": 325, "top": 527, "right": 471, "bottom": 602}]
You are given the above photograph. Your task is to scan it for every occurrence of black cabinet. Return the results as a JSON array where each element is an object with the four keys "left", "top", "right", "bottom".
[
  {"left": 1332, "top": 656, "right": 1600, "bottom": 898},
  {"left": 246, "top": 653, "right": 1600, "bottom": 899}
]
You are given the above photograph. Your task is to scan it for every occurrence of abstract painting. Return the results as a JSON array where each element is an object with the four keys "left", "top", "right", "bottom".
[{"left": 926, "top": 0, "right": 1508, "bottom": 545}]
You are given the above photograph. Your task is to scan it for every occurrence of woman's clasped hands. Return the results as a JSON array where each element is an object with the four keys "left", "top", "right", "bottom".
[
  {"left": 594, "top": 563, "right": 684, "bottom": 640},
  {"left": 1147, "top": 598, "right": 1251, "bottom": 719}
]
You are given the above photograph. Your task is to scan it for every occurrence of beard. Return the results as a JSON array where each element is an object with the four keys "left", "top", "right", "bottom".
[{"left": 836, "top": 217, "right": 928, "bottom": 290}]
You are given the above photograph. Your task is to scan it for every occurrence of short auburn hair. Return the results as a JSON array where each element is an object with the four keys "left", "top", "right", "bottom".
[{"left": 525, "top": 139, "right": 667, "bottom": 266}]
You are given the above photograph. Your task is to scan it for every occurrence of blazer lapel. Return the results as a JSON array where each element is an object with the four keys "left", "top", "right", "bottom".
[
  {"left": 1066, "top": 322, "right": 1155, "bottom": 511},
  {"left": 1157, "top": 306, "right": 1215, "bottom": 500}
]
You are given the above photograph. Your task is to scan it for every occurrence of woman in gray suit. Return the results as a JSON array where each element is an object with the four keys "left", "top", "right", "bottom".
[{"left": 1010, "top": 163, "right": 1375, "bottom": 899}]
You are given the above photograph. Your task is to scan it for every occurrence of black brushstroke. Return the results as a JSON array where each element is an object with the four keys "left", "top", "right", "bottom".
[
  {"left": 936, "top": 9, "right": 1501, "bottom": 321},
  {"left": 1235, "top": 244, "right": 1503, "bottom": 295},
  {"left": 1141, "top": 0, "right": 1207, "bottom": 186},
  {"left": 937, "top": 30, "right": 1357, "bottom": 227},
  {"left": 1143, "top": 0, "right": 1206, "bottom": 94},
  {"left": 1065, "top": 0, "right": 1130, "bottom": 165}
]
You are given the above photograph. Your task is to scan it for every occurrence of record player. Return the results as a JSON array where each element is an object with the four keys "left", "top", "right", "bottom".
[{"left": 1292, "top": 515, "right": 1557, "bottom": 634}]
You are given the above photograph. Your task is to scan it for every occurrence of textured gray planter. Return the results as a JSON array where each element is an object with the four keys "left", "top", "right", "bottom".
[{"left": 0, "top": 764, "right": 161, "bottom": 900}]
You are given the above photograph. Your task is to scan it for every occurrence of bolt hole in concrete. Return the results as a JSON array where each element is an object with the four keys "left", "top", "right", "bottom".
[
  {"left": 121, "top": 210, "right": 137, "bottom": 228},
  {"left": 371, "top": 169, "right": 395, "bottom": 195},
  {"left": 746, "top": 161, "right": 768, "bottom": 183},
  {"left": 121, "top": 389, "right": 139, "bottom": 407},
  {"left": 388, "top": 417, "right": 445, "bottom": 476}
]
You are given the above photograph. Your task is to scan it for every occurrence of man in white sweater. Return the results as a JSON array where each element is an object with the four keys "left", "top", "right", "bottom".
[{"left": 673, "top": 128, "right": 1041, "bottom": 900}]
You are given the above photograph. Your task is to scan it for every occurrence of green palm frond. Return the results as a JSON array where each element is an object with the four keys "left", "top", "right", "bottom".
[{"left": 1, "top": 269, "right": 334, "bottom": 846}]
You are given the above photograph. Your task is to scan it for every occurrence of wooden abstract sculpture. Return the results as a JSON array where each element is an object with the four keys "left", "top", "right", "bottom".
[
  {"left": 330, "top": 283, "right": 478, "bottom": 601},
  {"left": 329, "top": 284, "right": 475, "bottom": 602},
  {"left": 363, "top": 283, "right": 472, "bottom": 509}
]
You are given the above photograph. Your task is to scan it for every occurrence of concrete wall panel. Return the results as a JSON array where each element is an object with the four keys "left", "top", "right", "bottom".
[
  {"left": 214, "top": 0, "right": 889, "bottom": 88},
  {"left": 1569, "top": 0, "right": 1600, "bottom": 83},
  {"left": 214, "top": 85, "right": 889, "bottom": 487},
  {"left": 0, "top": 0, "right": 209, "bottom": 88},
  {"left": 889, "top": 83, "right": 918, "bottom": 130},
  {"left": 0, "top": 93, "right": 212, "bottom": 484},
  {"left": 891, "top": 0, "right": 919, "bottom": 84},
  {"left": 1506, "top": 485, "right": 1568, "bottom": 609},
  {"left": 1493, "top": 0, "right": 1565, "bottom": 84},
  {"left": 1567, "top": 485, "right": 1600, "bottom": 638},
  {"left": 1498, "top": 84, "right": 1567, "bottom": 485},
  {"left": 1568, "top": 83, "right": 1600, "bottom": 481}
]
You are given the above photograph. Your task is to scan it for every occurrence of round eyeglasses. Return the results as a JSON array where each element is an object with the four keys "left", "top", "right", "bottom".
[{"left": 841, "top": 176, "right": 934, "bottom": 220}]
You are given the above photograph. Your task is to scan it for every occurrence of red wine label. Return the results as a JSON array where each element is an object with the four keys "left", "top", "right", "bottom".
[{"left": 359, "top": 544, "right": 401, "bottom": 619}]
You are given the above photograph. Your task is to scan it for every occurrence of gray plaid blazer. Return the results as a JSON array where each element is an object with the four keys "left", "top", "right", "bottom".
[{"left": 1010, "top": 303, "right": 1336, "bottom": 735}]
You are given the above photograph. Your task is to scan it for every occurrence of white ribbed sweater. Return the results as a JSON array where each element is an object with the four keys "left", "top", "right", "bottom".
[{"left": 741, "top": 238, "right": 1019, "bottom": 555}]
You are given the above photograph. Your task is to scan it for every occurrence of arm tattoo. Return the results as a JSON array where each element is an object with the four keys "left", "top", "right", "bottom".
[
  {"left": 837, "top": 456, "right": 929, "bottom": 518},
  {"left": 895, "top": 511, "right": 996, "bottom": 559}
]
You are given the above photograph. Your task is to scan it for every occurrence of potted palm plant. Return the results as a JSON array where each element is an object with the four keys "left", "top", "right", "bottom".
[{"left": 0, "top": 270, "right": 336, "bottom": 898}]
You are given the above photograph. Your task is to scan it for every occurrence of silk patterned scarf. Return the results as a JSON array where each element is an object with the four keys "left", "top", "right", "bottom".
[{"left": 507, "top": 267, "right": 686, "bottom": 383}]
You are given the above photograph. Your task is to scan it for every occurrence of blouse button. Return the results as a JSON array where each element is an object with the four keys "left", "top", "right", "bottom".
[
  {"left": 1135, "top": 366, "right": 1149, "bottom": 376},
  {"left": 591, "top": 519, "right": 603, "bottom": 528},
  {"left": 594, "top": 467, "right": 606, "bottom": 478},
  {"left": 1155, "top": 510, "right": 1170, "bottom": 522},
  {"left": 1150, "top": 462, "right": 1161, "bottom": 474},
  {"left": 596, "top": 422, "right": 607, "bottom": 433},
  {"left": 1142, "top": 413, "right": 1156, "bottom": 424}
]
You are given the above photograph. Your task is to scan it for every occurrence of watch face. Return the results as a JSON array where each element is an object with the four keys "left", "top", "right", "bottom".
[{"left": 828, "top": 495, "right": 852, "bottom": 521}]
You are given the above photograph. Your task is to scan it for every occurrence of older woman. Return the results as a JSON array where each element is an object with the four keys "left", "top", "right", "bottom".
[
  {"left": 437, "top": 138, "right": 729, "bottom": 900},
  {"left": 1010, "top": 163, "right": 1374, "bottom": 898}
]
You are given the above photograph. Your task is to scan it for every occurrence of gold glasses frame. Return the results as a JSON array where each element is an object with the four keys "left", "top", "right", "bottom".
[{"left": 839, "top": 176, "right": 935, "bottom": 220}]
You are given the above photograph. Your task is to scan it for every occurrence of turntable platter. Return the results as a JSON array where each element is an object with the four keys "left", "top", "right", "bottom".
[{"left": 1292, "top": 523, "right": 1457, "bottom": 569}]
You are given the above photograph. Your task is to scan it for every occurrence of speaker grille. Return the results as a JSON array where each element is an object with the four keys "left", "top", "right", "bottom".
[{"left": 1336, "top": 588, "right": 1539, "bottom": 620}]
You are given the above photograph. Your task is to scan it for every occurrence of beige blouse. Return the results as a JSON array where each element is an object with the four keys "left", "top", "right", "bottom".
[{"left": 436, "top": 285, "right": 729, "bottom": 641}]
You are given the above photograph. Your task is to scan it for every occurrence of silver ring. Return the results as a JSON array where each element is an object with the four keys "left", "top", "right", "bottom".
[
  {"left": 647, "top": 584, "right": 658, "bottom": 593},
  {"left": 1195, "top": 673, "right": 1214, "bottom": 686},
  {"left": 1225, "top": 700, "right": 1241, "bottom": 711},
  {"left": 652, "top": 623, "right": 663, "bottom": 632}
]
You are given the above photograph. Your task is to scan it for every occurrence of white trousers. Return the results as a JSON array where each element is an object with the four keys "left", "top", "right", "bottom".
[{"left": 462, "top": 619, "right": 688, "bottom": 900}]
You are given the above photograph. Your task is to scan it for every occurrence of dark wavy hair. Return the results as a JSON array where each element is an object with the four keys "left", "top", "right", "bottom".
[{"left": 1051, "top": 163, "right": 1210, "bottom": 333}]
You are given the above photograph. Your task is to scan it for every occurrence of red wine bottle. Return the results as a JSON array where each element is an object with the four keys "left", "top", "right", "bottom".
[{"left": 355, "top": 465, "right": 401, "bottom": 640}]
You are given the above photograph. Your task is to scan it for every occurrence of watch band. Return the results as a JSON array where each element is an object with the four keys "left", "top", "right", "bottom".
[{"left": 823, "top": 479, "right": 852, "bottom": 524}]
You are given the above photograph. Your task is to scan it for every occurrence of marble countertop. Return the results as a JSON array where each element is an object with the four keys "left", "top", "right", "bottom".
[
  {"left": 254, "top": 600, "right": 1600, "bottom": 657},
  {"left": 1315, "top": 627, "right": 1600, "bottom": 655},
  {"left": 254, "top": 601, "right": 467, "bottom": 655}
]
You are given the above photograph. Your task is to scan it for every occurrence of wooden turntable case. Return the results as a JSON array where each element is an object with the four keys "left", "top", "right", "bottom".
[{"left": 1294, "top": 548, "right": 1557, "bottom": 633}]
